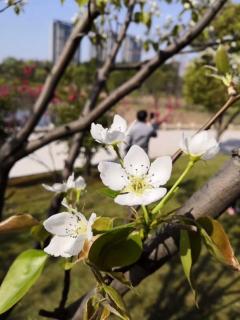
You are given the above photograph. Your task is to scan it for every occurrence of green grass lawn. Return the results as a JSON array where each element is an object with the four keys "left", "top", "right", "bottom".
[{"left": 1, "top": 154, "right": 240, "bottom": 320}]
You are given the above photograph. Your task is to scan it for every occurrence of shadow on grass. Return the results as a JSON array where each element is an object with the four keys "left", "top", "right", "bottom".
[{"left": 146, "top": 216, "right": 240, "bottom": 320}]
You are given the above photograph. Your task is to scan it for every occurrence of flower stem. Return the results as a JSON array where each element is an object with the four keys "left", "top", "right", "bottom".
[
  {"left": 142, "top": 205, "right": 150, "bottom": 225},
  {"left": 113, "top": 144, "right": 124, "bottom": 166},
  {"left": 152, "top": 160, "right": 195, "bottom": 215}
]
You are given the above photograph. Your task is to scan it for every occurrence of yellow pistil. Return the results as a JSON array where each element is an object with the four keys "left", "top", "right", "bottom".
[
  {"left": 124, "top": 176, "right": 151, "bottom": 195},
  {"left": 75, "top": 223, "right": 87, "bottom": 235}
]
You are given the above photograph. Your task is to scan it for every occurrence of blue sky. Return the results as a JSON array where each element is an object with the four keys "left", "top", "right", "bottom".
[
  {"left": 0, "top": 0, "right": 183, "bottom": 62},
  {"left": 0, "top": 0, "right": 80, "bottom": 61}
]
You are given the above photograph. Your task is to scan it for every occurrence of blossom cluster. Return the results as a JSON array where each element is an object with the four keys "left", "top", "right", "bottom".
[{"left": 43, "top": 114, "right": 219, "bottom": 259}]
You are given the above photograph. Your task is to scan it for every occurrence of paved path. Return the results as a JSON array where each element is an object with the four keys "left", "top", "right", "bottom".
[{"left": 9, "top": 129, "right": 240, "bottom": 178}]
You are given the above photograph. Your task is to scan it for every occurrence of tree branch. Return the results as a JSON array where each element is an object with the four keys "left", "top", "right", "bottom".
[
  {"left": 0, "top": 3, "right": 99, "bottom": 161},
  {"left": 0, "top": 0, "right": 22, "bottom": 13},
  {"left": 218, "top": 109, "right": 240, "bottom": 138},
  {"left": 12, "top": 0, "right": 227, "bottom": 161}
]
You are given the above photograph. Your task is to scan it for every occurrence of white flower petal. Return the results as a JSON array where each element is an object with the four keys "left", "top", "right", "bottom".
[
  {"left": 43, "top": 212, "right": 78, "bottom": 236},
  {"left": 75, "top": 176, "right": 86, "bottom": 189},
  {"left": 61, "top": 198, "right": 71, "bottom": 210},
  {"left": 87, "top": 213, "right": 97, "bottom": 240},
  {"left": 90, "top": 123, "right": 107, "bottom": 143},
  {"left": 98, "top": 161, "right": 128, "bottom": 191},
  {"left": 180, "top": 131, "right": 219, "bottom": 160},
  {"left": 148, "top": 156, "right": 172, "bottom": 187},
  {"left": 66, "top": 173, "right": 75, "bottom": 189},
  {"left": 44, "top": 235, "right": 71, "bottom": 258},
  {"left": 105, "top": 131, "right": 125, "bottom": 144},
  {"left": 202, "top": 143, "right": 220, "bottom": 160},
  {"left": 63, "top": 235, "right": 85, "bottom": 257},
  {"left": 75, "top": 212, "right": 88, "bottom": 225},
  {"left": 110, "top": 115, "right": 127, "bottom": 133},
  {"left": 44, "top": 235, "right": 85, "bottom": 258},
  {"left": 114, "top": 192, "right": 144, "bottom": 206},
  {"left": 188, "top": 131, "right": 209, "bottom": 155},
  {"left": 179, "top": 132, "right": 190, "bottom": 154},
  {"left": 42, "top": 183, "right": 66, "bottom": 193},
  {"left": 141, "top": 188, "right": 167, "bottom": 205},
  {"left": 124, "top": 145, "right": 150, "bottom": 176},
  {"left": 114, "top": 188, "right": 167, "bottom": 206}
]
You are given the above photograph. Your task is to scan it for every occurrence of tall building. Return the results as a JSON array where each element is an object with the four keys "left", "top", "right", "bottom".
[
  {"left": 52, "top": 20, "right": 80, "bottom": 64},
  {"left": 88, "top": 33, "right": 141, "bottom": 63},
  {"left": 122, "top": 36, "right": 141, "bottom": 63},
  {"left": 89, "top": 31, "right": 117, "bottom": 62}
]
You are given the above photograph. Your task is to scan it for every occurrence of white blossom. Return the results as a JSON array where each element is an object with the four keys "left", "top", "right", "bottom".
[
  {"left": 42, "top": 173, "right": 86, "bottom": 193},
  {"left": 90, "top": 114, "right": 128, "bottom": 145},
  {"left": 180, "top": 131, "right": 219, "bottom": 160},
  {"left": 43, "top": 212, "right": 97, "bottom": 258},
  {"left": 184, "top": 3, "right": 191, "bottom": 9},
  {"left": 98, "top": 145, "right": 172, "bottom": 206}
]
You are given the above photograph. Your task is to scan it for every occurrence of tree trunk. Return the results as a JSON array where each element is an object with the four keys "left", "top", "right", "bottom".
[{"left": 0, "top": 164, "right": 11, "bottom": 220}]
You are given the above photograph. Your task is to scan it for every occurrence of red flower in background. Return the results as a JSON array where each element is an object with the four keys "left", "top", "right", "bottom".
[{"left": 0, "top": 85, "right": 10, "bottom": 98}]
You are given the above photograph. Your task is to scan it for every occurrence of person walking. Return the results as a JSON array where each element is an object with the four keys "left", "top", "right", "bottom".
[{"left": 125, "top": 110, "right": 158, "bottom": 154}]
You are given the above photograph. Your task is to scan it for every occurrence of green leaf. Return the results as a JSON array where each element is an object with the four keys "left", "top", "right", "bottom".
[
  {"left": 0, "top": 214, "right": 39, "bottom": 234},
  {"left": 96, "top": 0, "right": 108, "bottom": 11},
  {"left": 103, "top": 285, "right": 130, "bottom": 319},
  {"left": 100, "top": 187, "right": 119, "bottom": 199},
  {"left": 75, "top": 0, "right": 88, "bottom": 6},
  {"left": 0, "top": 250, "right": 48, "bottom": 314},
  {"left": 215, "top": 45, "right": 230, "bottom": 74},
  {"left": 107, "top": 272, "right": 132, "bottom": 288},
  {"left": 197, "top": 216, "right": 240, "bottom": 270},
  {"left": 104, "top": 302, "right": 129, "bottom": 320},
  {"left": 31, "top": 224, "right": 49, "bottom": 244},
  {"left": 189, "top": 229, "right": 202, "bottom": 266},
  {"left": 180, "top": 230, "right": 198, "bottom": 304},
  {"left": 89, "top": 227, "right": 142, "bottom": 270},
  {"left": 93, "top": 217, "right": 114, "bottom": 233},
  {"left": 134, "top": 12, "right": 151, "bottom": 28},
  {"left": 103, "top": 285, "right": 126, "bottom": 312}
]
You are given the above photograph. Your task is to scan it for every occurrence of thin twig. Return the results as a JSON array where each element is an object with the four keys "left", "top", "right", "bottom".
[
  {"left": 59, "top": 269, "right": 71, "bottom": 310},
  {"left": 0, "top": 0, "right": 22, "bottom": 13}
]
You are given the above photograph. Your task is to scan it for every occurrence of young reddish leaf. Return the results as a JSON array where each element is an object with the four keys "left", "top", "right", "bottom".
[
  {"left": 0, "top": 214, "right": 39, "bottom": 234},
  {"left": 99, "top": 305, "right": 111, "bottom": 320},
  {"left": 197, "top": 216, "right": 240, "bottom": 271}
]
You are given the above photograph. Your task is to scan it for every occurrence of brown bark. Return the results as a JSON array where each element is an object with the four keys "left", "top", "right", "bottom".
[{"left": 0, "top": 165, "right": 11, "bottom": 219}]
